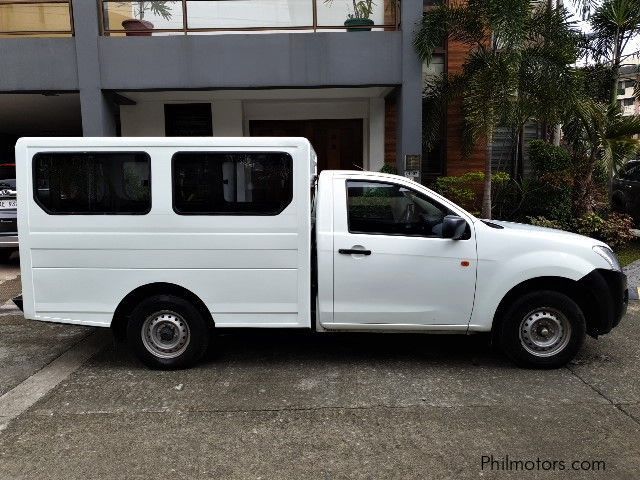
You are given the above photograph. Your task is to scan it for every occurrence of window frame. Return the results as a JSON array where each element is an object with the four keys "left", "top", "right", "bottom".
[
  {"left": 345, "top": 179, "right": 460, "bottom": 239},
  {"left": 32, "top": 151, "right": 152, "bottom": 216},
  {"left": 171, "top": 151, "right": 294, "bottom": 216}
]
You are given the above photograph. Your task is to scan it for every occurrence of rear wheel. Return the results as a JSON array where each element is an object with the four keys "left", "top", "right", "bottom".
[
  {"left": 127, "top": 294, "right": 209, "bottom": 369},
  {"left": 499, "top": 291, "right": 585, "bottom": 368}
]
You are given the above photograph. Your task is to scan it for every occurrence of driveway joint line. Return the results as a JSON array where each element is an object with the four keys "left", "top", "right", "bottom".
[{"left": 565, "top": 364, "right": 640, "bottom": 427}]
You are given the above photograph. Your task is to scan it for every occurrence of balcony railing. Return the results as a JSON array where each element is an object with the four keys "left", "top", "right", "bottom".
[
  {"left": 100, "top": 0, "right": 399, "bottom": 36},
  {"left": 0, "top": 0, "right": 74, "bottom": 37}
]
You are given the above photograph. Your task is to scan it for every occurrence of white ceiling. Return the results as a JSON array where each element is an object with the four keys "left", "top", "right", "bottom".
[{"left": 0, "top": 93, "right": 82, "bottom": 136}]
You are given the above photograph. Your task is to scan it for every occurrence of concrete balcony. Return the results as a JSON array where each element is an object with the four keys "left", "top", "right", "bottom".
[{"left": 99, "top": 31, "right": 402, "bottom": 91}]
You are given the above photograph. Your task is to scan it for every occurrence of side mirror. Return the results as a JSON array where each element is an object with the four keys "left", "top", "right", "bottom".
[{"left": 441, "top": 215, "right": 468, "bottom": 240}]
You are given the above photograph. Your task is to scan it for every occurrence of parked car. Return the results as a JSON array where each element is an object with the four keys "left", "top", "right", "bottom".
[
  {"left": 0, "top": 162, "right": 17, "bottom": 261},
  {"left": 613, "top": 160, "right": 640, "bottom": 222},
  {"left": 15, "top": 138, "right": 627, "bottom": 370}
]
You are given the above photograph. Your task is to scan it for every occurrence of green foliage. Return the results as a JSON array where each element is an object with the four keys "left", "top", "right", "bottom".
[
  {"left": 120, "top": 1, "right": 173, "bottom": 21},
  {"left": 324, "top": 0, "right": 380, "bottom": 20},
  {"left": 379, "top": 163, "right": 397, "bottom": 175},
  {"left": 529, "top": 140, "right": 572, "bottom": 172},
  {"left": 435, "top": 171, "right": 509, "bottom": 215},
  {"left": 415, "top": 0, "right": 581, "bottom": 217},
  {"left": 529, "top": 212, "right": 635, "bottom": 248},
  {"left": 521, "top": 141, "right": 574, "bottom": 222}
]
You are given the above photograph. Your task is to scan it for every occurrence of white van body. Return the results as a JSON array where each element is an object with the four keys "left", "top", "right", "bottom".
[
  {"left": 17, "top": 137, "right": 313, "bottom": 329},
  {"left": 16, "top": 137, "right": 627, "bottom": 369}
]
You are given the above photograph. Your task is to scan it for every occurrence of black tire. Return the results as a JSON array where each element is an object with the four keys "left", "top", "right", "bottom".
[
  {"left": 499, "top": 291, "right": 586, "bottom": 369},
  {"left": 126, "top": 294, "right": 209, "bottom": 369}
]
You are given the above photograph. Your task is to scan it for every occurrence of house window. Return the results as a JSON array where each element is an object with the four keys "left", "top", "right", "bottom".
[
  {"left": 33, "top": 152, "right": 151, "bottom": 215},
  {"left": 172, "top": 152, "right": 293, "bottom": 215},
  {"left": 165, "top": 104, "right": 213, "bottom": 136}
]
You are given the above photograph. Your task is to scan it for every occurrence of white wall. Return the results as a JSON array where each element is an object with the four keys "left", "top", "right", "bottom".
[{"left": 119, "top": 92, "right": 386, "bottom": 171}]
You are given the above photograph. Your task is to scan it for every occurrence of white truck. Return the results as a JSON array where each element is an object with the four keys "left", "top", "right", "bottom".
[{"left": 15, "top": 137, "right": 627, "bottom": 369}]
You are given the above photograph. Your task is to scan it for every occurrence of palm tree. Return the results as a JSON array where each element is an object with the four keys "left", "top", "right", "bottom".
[
  {"left": 563, "top": 99, "right": 640, "bottom": 215},
  {"left": 415, "top": 0, "right": 580, "bottom": 218},
  {"left": 582, "top": 0, "right": 640, "bottom": 106}
]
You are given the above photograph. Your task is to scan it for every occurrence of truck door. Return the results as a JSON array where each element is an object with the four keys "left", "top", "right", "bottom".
[{"left": 330, "top": 175, "right": 477, "bottom": 328}]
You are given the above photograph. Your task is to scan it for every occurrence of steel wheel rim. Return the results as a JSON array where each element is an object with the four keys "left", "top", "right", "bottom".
[
  {"left": 141, "top": 310, "right": 190, "bottom": 359},
  {"left": 519, "top": 307, "right": 571, "bottom": 358}
]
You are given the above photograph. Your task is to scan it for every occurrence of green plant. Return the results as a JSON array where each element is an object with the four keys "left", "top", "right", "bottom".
[
  {"left": 379, "top": 163, "right": 397, "bottom": 174},
  {"left": 324, "top": 0, "right": 377, "bottom": 20},
  {"left": 521, "top": 141, "right": 574, "bottom": 223},
  {"left": 529, "top": 211, "right": 635, "bottom": 248},
  {"left": 120, "top": 1, "right": 173, "bottom": 20},
  {"left": 563, "top": 99, "right": 640, "bottom": 216},
  {"left": 435, "top": 171, "right": 510, "bottom": 216},
  {"left": 528, "top": 216, "right": 569, "bottom": 230},
  {"left": 415, "top": 0, "right": 581, "bottom": 218}
]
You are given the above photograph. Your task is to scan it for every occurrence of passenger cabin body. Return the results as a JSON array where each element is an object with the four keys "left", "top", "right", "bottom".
[{"left": 16, "top": 137, "right": 314, "bottom": 329}]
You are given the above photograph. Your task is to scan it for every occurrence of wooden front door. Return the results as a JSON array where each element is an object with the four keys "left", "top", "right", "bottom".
[{"left": 249, "top": 119, "right": 364, "bottom": 172}]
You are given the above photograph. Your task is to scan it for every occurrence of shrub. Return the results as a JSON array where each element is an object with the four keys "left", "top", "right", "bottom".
[
  {"left": 522, "top": 141, "right": 573, "bottom": 223},
  {"left": 529, "top": 212, "right": 635, "bottom": 248},
  {"left": 528, "top": 216, "right": 568, "bottom": 230},
  {"left": 379, "top": 163, "right": 397, "bottom": 174},
  {"left": 434, "top": 171, "right": 510, "bottom": 215}
]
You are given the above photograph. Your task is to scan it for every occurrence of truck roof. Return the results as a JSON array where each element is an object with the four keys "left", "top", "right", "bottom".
[{"left": 16, "top": 137, "right": 314, "bottom": 150}]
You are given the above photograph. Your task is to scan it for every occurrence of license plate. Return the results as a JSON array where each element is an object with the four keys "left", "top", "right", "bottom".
[{"left": 0, "top": 200, "right": 17, "bottom": 209}]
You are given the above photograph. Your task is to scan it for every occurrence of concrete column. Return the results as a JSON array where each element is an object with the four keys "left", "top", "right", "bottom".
[
  {"left": 369, "top": 97, "right": 385, "bottom": 172},
  {"left": 72, "top": 0, "right": 116, "bottom": 136},
  {"left": 396, "top": 0, "right": 423, "bottom": 175}
]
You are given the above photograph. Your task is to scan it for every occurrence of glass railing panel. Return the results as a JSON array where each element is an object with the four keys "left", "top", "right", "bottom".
[
  {"left": 185, "top": 0, "right": 314, "bottom": 30},
  {"left": 0, "top": 1, "right": 72, "bottom": 36},
  {"left": 102, "top": 1, "right": 184, "bottom": 35}
]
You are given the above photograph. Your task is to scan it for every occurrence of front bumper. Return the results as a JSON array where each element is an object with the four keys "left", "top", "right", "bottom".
[{"left": 578, "top": 269, "right": 628, "bottom": 336}]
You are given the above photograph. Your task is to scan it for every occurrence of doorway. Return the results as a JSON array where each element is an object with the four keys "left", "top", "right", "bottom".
[{"left": 249, "top": 119, "right": 364, "bottom": 172}]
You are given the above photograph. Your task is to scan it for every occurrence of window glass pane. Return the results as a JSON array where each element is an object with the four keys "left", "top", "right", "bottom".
[
  {"left": 347, "top": 181, "right": 449, "bottom": 236},
  {"left": 33, "top": 152, "right": 151, "bottom": 215},
  {"left": 173, "top": 152, "right": 293, "bottom": 215}
]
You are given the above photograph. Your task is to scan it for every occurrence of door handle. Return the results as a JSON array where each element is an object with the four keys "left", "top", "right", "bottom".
[{"left": 339, "top": 248, "right": 372, "bottom": 256}]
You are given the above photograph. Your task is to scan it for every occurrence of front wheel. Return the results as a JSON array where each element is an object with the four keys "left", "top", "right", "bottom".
[
  {"left": 127, "top": 294, "right": 210, "bottom": 369},
  {"left": 499, "top": 291, "right": 586, "bottom": 368}
]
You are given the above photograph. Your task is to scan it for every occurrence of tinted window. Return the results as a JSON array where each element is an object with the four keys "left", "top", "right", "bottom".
[
  {"left": 33, "top": 152, "right": 151, "bottom": 214},
  {"left": 621, "top": 164, "right": 640, "bottom": 181},
  {"left": 165, "top": 104, "right": 213, "bottom": 136},
  {"left": 172, "top": 152, "right": 293, "bottom": 215},
  {"left": 347, "top": 180, "right": 450, "bottom": 236}
]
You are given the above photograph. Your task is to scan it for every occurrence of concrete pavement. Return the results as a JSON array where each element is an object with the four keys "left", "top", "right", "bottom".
[{"left": 0, "top": 260, "right": 639, "bottom": 479}]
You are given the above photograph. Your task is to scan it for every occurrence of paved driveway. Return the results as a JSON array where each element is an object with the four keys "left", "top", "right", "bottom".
[{"left": 0, "top": 260, "right": 639, "bottom": 479}]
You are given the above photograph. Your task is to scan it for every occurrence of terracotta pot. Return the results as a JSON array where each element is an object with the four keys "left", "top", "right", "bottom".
[{"left": 121, "top": 19, "right": 154, "bottom": 37}]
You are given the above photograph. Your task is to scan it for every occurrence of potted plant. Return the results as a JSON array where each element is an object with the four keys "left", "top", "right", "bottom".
[
  {"left": 325, "top": 0, "right": 376, "bottom": 32},
  {"left": 120, "top": 1, "right": 173, "bottom": 36}
]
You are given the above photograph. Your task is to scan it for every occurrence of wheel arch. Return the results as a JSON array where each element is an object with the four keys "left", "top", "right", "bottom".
[
  {"left": 491, "top": 275, "right": 600, "bottom": 342},
  {"left": 111, "top": 282, "right": 214, "bottom": 341}
]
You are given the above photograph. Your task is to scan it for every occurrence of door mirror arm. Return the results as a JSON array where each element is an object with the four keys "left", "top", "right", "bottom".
[{"left": 441, "top": 215, "right": 468, "bottom": 240}]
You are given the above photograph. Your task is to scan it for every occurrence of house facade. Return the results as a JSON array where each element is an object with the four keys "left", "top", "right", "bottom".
[{"left": 0, "top": 0, "right": 429, "bottom": 179}]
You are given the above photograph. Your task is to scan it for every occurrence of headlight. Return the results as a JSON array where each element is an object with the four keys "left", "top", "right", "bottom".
[{"left": 593, "top": 245, "right": 622, "bottom": 271}]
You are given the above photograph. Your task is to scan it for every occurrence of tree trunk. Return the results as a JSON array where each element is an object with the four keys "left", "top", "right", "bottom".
[
  {"left": 482, "top": 142, "right": 492, "bottom": 219},
  {"left": 552, "top": 124, "right": 562, "bottom": 146}
]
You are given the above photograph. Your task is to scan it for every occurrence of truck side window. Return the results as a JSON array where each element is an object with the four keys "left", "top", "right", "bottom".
[
  {"left": 172, "top": 152, "right": 293, "bottom": 215},
  {"left": 347, "top": 180, "right": 450, "bottom": 237},
  {"left": 33, "top": 152, "right": 151, "bottom": 215}
]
